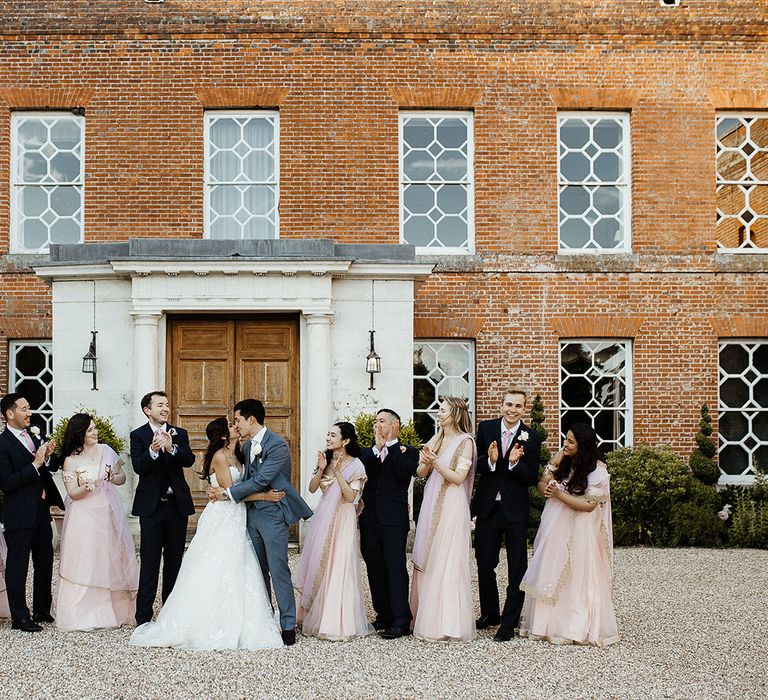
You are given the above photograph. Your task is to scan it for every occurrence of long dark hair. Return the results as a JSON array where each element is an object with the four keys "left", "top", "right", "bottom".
[
  {"left": 552, "top": 422, "right": 603, "bottom": 496},
  {"left": 62, "top": 413, "right": 94, "bottom": 458},
  {"left": 201, "top": 417, "right": 230, "bottom": 481},
  {"left": 323, "top": 421, "right": 361, "bottom": 465}
]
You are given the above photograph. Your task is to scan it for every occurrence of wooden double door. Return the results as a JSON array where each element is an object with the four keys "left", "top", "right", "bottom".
[{"left": 166, "top": 315, "right": 300, "bottom": 535}]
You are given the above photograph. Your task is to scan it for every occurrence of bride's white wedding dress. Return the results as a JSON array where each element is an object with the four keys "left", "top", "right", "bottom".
[{"left": 129, "top": 466, "right": 283, "bottom": 650}]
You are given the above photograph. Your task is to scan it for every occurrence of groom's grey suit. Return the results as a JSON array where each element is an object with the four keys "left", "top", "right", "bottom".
[{"left": 229, "top": 429, "right": 313, "bottom": 630}]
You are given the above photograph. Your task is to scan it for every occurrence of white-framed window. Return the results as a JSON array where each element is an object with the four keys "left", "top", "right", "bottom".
[
  {"left": 413, "top": 340, "right": 475, "bottom": 442},
  {"left": 204, "top": 110, "right": 279, "bottom": 240},
  {"left": 11, "top": 112, "right": 84, "bottom": 253},
  {"left": 9, "top": 341, "right": 54, "bottom": 437},
  {"left": 716, "top": 113, "right": 768, "bottom": 250},
  {"left": 718, "top": 340, "right": 768, "bottom": 483},
  {"left": 559, "top": 340, "right": 632, "bottom": 451},
  {"left": 558, "top": 112, "right": 631, "bottom": 253},
  {"left": 400, "top": 111, "right": 474, "bottom": 254}
]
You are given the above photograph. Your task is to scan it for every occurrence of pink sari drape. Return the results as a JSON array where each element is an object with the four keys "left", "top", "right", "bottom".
[
  {"left": 410, "top": 433, "right": 477, "bottom": 642},
  {"left": 294, "top": 457, "right": 366, "bottom": 614},
  {"left": 412, "top": 434, "right": 476, "bottom": 573},
  {"left": 0, "top": 526, "right": 9, "bottom": 618}
]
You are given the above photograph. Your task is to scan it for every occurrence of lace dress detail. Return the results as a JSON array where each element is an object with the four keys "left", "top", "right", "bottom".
[{"left": 130, "top": 466, "right": 283, "bottom": 650}]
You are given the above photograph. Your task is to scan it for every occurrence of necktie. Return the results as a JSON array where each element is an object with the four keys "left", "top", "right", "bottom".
[
  {"left": 154, "top": 428, "right": 165, "bottom": 452},
  {"left": 21, "top": 431, "right": 46, "bottom": 500},
  {"left": 501, "top": 429, "right": 511, "bottom": 457},
  {"left": 19, "top": 430, "right": 36, "bottom": 455},
  {"left": 379, "top": 445, "right": 389, "bottom": 463}
]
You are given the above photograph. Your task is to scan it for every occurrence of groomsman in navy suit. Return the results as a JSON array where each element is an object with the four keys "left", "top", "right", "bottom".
[
  {"left": 359, "top": 409, "right": 419, "bottom": 640},
  {"left": 472, "top": 389, "right": 541, "bottom": 641},
  {"left": 130, "top": 391, "right": 195, "bottom": 626},
  {"left": 0, "top": 393, "right": 64, "bottom": 632}
]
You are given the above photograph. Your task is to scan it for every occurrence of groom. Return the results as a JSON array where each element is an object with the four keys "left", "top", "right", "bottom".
[{"left": 209, "top": 398, "right": 312, "bottom": 646}]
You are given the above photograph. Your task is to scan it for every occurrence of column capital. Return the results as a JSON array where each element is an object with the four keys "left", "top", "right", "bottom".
[
  {"left": 129, "top": 310, "right": 163, "bottom": 323},
  {"left": 303, "top": 311, "right": 334, "bottom": 325}
]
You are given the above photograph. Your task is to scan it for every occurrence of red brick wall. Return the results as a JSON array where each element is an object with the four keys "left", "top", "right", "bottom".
[{"left": 0, "top": 1, "right": 766, "bottom": 456}]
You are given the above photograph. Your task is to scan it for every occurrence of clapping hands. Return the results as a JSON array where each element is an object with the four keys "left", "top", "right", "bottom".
[
  {"left": 419, "top": 445, "right": 437, "bottom": 472},
  {"left": 151, "top": 430, "right": 173, "bottom": 453},
  {"left": 488, "top": 440, "right": 524, "bottom": 465}
]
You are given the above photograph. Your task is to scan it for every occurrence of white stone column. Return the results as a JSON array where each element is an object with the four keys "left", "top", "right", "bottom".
[
  {"left": 130, "top": 310, "right": 162, "bottom": 426},
  {"left": 302, "top": 312, "right": 333, "bottom": 507}
]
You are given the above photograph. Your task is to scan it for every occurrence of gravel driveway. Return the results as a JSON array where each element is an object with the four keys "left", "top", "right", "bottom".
[{"left": 1, "top": 548, "right": 765, "bottom": 699}]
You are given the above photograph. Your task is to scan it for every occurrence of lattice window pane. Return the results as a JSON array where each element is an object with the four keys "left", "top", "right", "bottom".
[
  {"left": 559, "top": 340, "right": 632, "bottom": 451},
  {"left": 718, "top": 340, "right": 768, "bottom": 479},
  {"left": 11, "top": 113, "right": 84, "bottom": 253},
  {"left": 716, "top": 114, "right": 768, "bottom": 250},
  {"left": 413, "top": 341, "right": 475, "bottom": 443},
  {"left": 400, "top": 112, "right": 474, "bottom": 252},
  {"left": 9, "top": 341, "right": 54, "bottom": 437},
  {"left": 205, "top": 111, "right": 279, "bottom": 240},
  {"left": 558, "top": 113, "right": 631, "bottom": 252}
]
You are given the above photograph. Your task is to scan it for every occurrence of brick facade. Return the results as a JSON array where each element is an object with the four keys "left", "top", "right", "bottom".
[{"left": 0, "top": 1, "right": 766, "bottom": 462}]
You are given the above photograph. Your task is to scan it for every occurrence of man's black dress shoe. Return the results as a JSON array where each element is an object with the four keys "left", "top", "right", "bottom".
[
  {"left": 493, "top": 627, "right": 515, "bottom": 642},
  {"left": 372, "top": 619, "right": 391, "bottom": 632},
  {"left": 475, "top": 614, "right": 501, "bottom": 630},
  {"left": 379, "top": 626, "right": 412, "bottom": 640},
  {"left": 32, "top": 613, "right": 55, "bottom": 624},
  {"left": 12, "top": 618, "right": 43, "bottom": 632},
  {"left": 281, "top": 629, "right": 296, "bottom": 646}
]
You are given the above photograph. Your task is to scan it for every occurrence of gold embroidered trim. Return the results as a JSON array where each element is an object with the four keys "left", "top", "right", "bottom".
[
  {"left": 305, "top": 467, "right": 366, "bottom": 611},
  {"left": 419, "top": 436, "right": 473, "bottom": 573}
]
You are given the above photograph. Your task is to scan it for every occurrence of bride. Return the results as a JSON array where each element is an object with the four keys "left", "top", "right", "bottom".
[{"left": 130, "top": 417, "right": 284, "bottom": 650}]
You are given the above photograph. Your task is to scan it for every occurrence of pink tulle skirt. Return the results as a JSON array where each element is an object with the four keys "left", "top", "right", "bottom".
[{"left": 53, "top": 485, "right": 138, "bottom": 631}]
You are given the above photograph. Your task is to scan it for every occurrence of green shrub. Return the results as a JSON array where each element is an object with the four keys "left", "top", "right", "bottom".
[
  {"left": 690, "top": 450, "right": 720, "bottom": 486},
  {"left": 606, "top": 445, "right": 689, "bottom": 546},
  {"left": 529, "top": 393, "right": 551, "bottom": 468},
  {"left": 50, "top": 407, "right": 126, "bottom": 457},
  {"left": 351, "top": 412, "right": 421, "bottom": 450},
  {"left": 689, "top": 404, "right": 719, "bottom": 486},
  {"left": 668, "top": 502, "right": 727, "bottom": 547},
  {"left": 527, "top": 393, "right": 551, "bottom": 543},
  {"left": 729, "top": 472, "right": 768, "bottom": 549},
  {"left": 687, "top": 478, "right": 721, "bottom": 512}
]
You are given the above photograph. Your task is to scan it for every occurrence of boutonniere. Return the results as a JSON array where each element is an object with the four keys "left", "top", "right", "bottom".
[
  {"left": 252, "top": 442, "right": 262, "bottom": 457},
  {"left": 168, "top": 428, "right": 178, "bottom": 438},
  {"left": 519, "top": 431, "right": 529, "bottom": 442},
  {"left": 29, "top": 425, "right": 41, "bottom": 440}
]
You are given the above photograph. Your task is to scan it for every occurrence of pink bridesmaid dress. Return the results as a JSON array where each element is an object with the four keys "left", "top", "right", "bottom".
[
  {"left": 0, "top": 526, "right": 10, "bottom": 618},
  {"left": 519, "top": 462, "right": 619, "bottom": 646},
  {"left": 410, "top": 434, "right": 476, "bottom": 642},
  {"left": 54, "top": 445, "right": 139, "bottom": 631},
  {"left": 294, "top": 457, "right": 373, "bottom": 641}
]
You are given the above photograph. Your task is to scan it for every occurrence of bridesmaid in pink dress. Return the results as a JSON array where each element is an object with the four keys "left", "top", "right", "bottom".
[
  {"left": 294, "top": 421, "right": 373, "bottom": 640},
  {"left": 410, "top": 397, "right": 476, "bottom": 642},
  {"left": 53, "top": 413, "right": 139, "bottom": 631},
  {"left": 520, "top": 422, "right": 619, "bottom": 646},
  {"left": 0, "top": 525, "right": 10, "bottom": 618}
]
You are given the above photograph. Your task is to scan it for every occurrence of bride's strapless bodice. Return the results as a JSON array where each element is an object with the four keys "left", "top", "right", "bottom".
[{"left": 209, "top": 465, "right": 242, "bottom": 489}]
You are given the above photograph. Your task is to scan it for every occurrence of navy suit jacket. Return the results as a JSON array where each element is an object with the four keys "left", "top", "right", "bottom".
[
  {"left": 471, "top": 418, "right": 541, "bottom": 522},
  {"left": 130, "top": 422, "right": 196, "bottom": 517},
  {"left": 359, "top": 442, "right": 419, "bottom": 530},
  {"left": 0, "top": 428, "right": 64, "bottom": 529}
]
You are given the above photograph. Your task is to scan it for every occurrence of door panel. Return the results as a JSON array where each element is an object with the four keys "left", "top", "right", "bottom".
[{"left": 167, "top": 315, "right": 300, "bottom": 538}]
